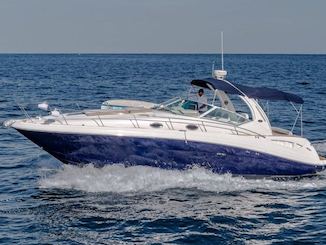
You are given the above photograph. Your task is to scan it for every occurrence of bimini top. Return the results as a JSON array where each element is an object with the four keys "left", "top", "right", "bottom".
[{"left": 191, "top": 78, "right": 304, "bottom": 104}]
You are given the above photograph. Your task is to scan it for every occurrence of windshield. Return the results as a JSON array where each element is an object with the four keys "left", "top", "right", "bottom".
[
  {"left": 158, "top": 97, "right": 248, "bottom": 125},
  {"left": 158, "top": 98, "right": 212, "bottom": 116},
  {"left": 202, "top": 107, "right": 249, "bottom": 125}
]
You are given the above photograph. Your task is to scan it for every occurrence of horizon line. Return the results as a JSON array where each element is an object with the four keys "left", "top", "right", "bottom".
[{"left": 0, "top": 52, "right": 325, "bottom": 55}]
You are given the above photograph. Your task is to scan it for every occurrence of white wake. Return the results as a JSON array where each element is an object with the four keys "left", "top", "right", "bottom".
[
  {"left": 38, "top": 164, "right": 326, "bottom": 193},
  {"left": 313, "top": 140, "right": 326, "bottom": 156}
]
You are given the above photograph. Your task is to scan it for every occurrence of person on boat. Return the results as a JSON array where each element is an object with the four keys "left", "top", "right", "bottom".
[{"left": 197, "top": 89, "right": 208, "bottom": 113}]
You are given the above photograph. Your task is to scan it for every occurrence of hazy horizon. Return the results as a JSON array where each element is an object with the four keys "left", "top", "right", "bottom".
[
  {"left": 1, "top": 0, "right": 325, "bottom": 54},
  {"left": 1, "top": 53, "right": 325, "bottom": 55}
]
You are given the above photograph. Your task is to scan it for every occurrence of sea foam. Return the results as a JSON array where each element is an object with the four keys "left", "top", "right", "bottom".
[
  {"left": 313, "top": 140, "right": 326, "bottom": 156},
  {"left": 39, "top": 164, "right": 326, "bottom": 193}
]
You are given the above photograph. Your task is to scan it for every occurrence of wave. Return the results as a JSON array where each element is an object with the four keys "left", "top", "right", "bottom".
[
  {"left": 313, "top": 140, "right": 326, "bottom": 155},
  {"left": 39, "top": 164, "right": 326, "bottom": 194}
]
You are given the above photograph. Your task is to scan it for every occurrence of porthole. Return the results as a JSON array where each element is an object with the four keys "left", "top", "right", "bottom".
[
  {"left": 43, "top": 119, "right": 55, "bottom": 124},
  {"left": 150, "top": 122, "right": 163, "bottom": 128},
  {"left": 186, "top": 124, "right": 198, "bottom": 130}
]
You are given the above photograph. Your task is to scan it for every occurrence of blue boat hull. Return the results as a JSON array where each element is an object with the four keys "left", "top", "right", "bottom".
[{"left": 17, "top": 130, "right": 324, "bottom": 176}]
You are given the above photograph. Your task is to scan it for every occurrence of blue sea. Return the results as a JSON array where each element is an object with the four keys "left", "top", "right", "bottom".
[{"left": 1, "top": 54, "right": 326, "bottom": 244}]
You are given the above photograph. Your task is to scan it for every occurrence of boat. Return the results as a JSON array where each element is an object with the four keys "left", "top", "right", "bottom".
[{"left": 4, "top": 68, "right": 326, "bottom": 177}]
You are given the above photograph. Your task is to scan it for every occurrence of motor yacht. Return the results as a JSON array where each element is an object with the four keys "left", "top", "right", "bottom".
[{"left": 4, "top": 70, "right": 326, "bottom": 177}]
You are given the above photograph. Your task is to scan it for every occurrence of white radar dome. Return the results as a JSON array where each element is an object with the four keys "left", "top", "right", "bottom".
[{"left": 213, "top": 70, "right": 227, "bottom": 80}]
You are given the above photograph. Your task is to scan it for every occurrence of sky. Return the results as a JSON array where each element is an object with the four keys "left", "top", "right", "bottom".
[{"left": 0, "top": 0, "right": 325, "bottom": 54}]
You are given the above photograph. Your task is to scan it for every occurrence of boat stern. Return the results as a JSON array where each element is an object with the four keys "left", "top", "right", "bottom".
[{"left": 319, "top": 156, "right": 326, "bottom": 165}]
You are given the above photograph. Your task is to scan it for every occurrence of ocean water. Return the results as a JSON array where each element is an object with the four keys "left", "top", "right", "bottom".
[{"left": 0, "top": 54, "right": 326, "bottom": 244}]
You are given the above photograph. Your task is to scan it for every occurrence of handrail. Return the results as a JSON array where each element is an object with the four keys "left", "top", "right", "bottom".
[
  {"left": 91, "top": 114, "right": 265, "bottom": 138},
  {"left": 48, "top": 111, "right": 265, "bottom": 138},
  {"left": 17, "top": 104, "right": 34, "bottom": 122}
]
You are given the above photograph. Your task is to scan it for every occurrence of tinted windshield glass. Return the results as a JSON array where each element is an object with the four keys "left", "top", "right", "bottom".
[
  {"left": 160, "top": 98, "right": 212, "bottom": 116},
  {"left": 202, "top": 107, "right": 249, "bottom": 125}
]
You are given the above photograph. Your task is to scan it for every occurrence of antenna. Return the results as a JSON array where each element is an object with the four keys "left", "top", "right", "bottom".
[
  {"left": 212, "top": 31, "right": 227, "bottom": 80},
  {"left": 221, "top": 31, "right": 224, "bottom": 70}
]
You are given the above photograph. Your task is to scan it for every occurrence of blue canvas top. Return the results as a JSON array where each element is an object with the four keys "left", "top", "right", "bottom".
[{"left": 191, "top": 78, "right": 304, "bottom": 104}]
